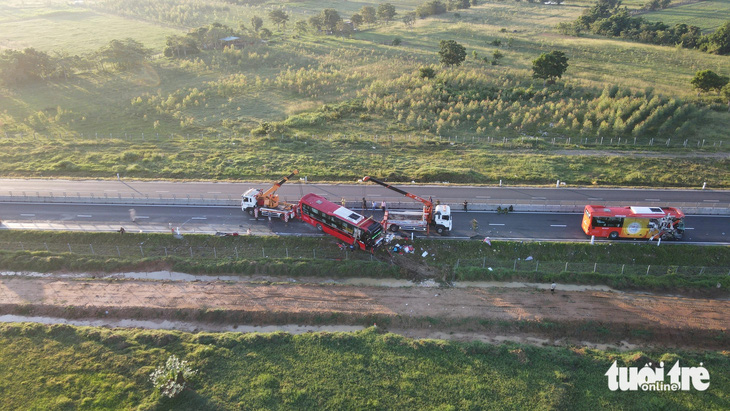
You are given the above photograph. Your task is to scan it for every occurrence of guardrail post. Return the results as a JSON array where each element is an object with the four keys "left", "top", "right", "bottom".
[{"left": 593, "top": 263, "right": 597, "bottom": 272}]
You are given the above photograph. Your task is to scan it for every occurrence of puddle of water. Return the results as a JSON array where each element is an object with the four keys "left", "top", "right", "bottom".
[{"left": 0, "top": 314, "right": 363, "bottom": 334}]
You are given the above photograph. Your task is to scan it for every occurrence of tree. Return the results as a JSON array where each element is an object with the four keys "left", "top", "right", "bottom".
[
  {"left": 707, "top": 21, "right": 730, "bottom": 55},
  {"left": 268, "top": 10, "right": 289, "bottom": 30},
  {"left": 377, "top": 3, "right": 397, "bottom": 22},
  {"left": 336, "top": 21, "right": 354, "bottom": 38},
  {"left": 97, "top": 38, "right": 151, "bottom": 70},
  {"left": 350, "top": 13, "right": 363, "bottom": 29},
  {"left": 492, "top": 49, "right": 504, "bottom": 65},
  {"left": 438, "top": 40, "right": 466, "bottom": 66},
  {"left": 403, "top": 12, "right": 416, "bottom": 28},
  {"left": 251, "top": 16, "right": 263, "bottom": 33},
  {"left": 320, "top": 9, "right": 342, "bottom": 32},
  {"left": 295, "top": 20, "right": 309, "bottom": 35},
  {"left": 0, "top": 48, "right": 55, "bottom": 86},
  {"left": 532, "top": 50, "right": 569, "bottom": 84},
  {"left": 149, "top": 355, "right": 197, "bottom": 399},
  {"left": 360, "top": 6, "right": 377, "bottom": 25},
  {"left": 690, "top": 69, "right": 729, "bottom": 95},
  {"left": 721, "top": 83, "right": 730, "bottom": 112},
  {"left": 308, "top": 15, "right": 323, "bottom": 32},
  {"left": 419, "top": 66, "right": 436, "bottom": 79}
]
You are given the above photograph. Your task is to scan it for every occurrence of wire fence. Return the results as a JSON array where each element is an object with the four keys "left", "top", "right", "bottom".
[
  {"left": 455, "top": 258, "right": 730, "bottom": 276},
  {"left": 1, "top": 130, "right": 725, "bottom": 150},
  {"left": 2, "top": 241, "right": 728, "bottom": 276}
]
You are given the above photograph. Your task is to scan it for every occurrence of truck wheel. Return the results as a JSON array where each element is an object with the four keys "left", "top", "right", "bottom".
[
  {"left": 316, "top": 224, "right": 323, "bottom": 232},
  {"left": 609, "top": 231, "right": 619, "bottom": 240},
  {"left": 436, "top": 225, "right": 445, "bottom": 235},
  {"left": 389, "top": 225, "right": 399, "bottom": 233},
  {"left": 246, "top": 208, "right": 254, "bottom": 216}
]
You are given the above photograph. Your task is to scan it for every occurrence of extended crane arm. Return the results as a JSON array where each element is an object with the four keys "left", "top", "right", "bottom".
[
  {"left": 261, "top": 170, "right": 299, "bottom": 199},
  {"left": 363, "top": 176, "right": 433, "bottom": 209}
]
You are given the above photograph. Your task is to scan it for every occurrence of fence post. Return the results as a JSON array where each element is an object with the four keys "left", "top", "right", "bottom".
[
  {"left": 235, "top": 246, "right": 238, "bottom": 258},
  {"left": 565, "top": 262, "right": 568, "bottom": 272},
  {"left": 593, "top": 262, "right": 597, "bottom": 272},
  {"left": 164, "top": 247, "right": 168, "bottom": 257},
  {"left": 90, "top": 244, "right": 94, "bottom": 255},
  {"left": 214, "top": 247, "right": 217, "bottom": 258},
  {"left": 140, "top": 245, "right": 144, "bottom": 257},
  {"left": 68, "top": 243, "right": 72, "bottom": 253},
  {"left": 116, "top": 246, "right": 120, "bottom": 257},
  {"left": 262, "top": 247, "right": 265, "bottom": 258},
  {"left": 646, "top": 265, "right": 650, "bottom": 275},
  {"left": 621, "top": 264, "right": 625, "bottom": 275}
]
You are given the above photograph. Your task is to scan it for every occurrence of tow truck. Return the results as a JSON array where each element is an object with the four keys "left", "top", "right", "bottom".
[
  {"left": 241, "top": 170, "right": 298, "bottom": 222},
  {"left": 363, "top": 176, "right": 452, "bottom": 235}
]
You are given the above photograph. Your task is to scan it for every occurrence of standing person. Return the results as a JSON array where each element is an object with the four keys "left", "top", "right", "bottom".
[
  {"left": 341, "top": 197, "right": 346, "bottom": 207},
  {"left": 551, "top": 282, "right": 556, "bottom": 294},
  {"left": 362, "top": 197, "right": 367, "bottom": 210},
  {"left": 463, "top": 200, "right": 468, "bottom": 212},
  {"left": 380, "top": 201, "right": 386, "bottom": 211},
  {"left": 129, "top": 208, "right": 137, "bottom": 223},
  {"left": 372, "top": 201, "right": 377, "bottom": 210}
]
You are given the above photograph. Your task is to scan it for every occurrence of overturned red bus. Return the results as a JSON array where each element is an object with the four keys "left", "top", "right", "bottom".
[
  {"left": 297, "top": 193, "right": 384, "bottom": 251},
  {"left": 581, "top": 205, "right": 685, "bottom": 240}
]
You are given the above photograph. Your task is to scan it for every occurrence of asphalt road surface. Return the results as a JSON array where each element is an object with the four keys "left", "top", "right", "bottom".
[
  {"left": 0, "top": 203, "right": 727, "bottom": 244},
  {"left": 1, "top": 178, "right": 729, "bottom": 207}
]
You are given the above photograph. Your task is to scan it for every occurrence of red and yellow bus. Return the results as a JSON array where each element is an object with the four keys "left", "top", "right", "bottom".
[
  {"left": 297, "top": 193, "right": 384, "bottom": 251},
  {"left": 581, "top": 205, "right": 685, "bottom": 240}
]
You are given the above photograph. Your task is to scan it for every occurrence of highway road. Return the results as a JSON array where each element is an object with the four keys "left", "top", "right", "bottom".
[
  {"left": 1, "top": 179, "right": 729, "bottom": 208},
  {"left": 0, "top": 203, "right": 727, "bottom": 244}
]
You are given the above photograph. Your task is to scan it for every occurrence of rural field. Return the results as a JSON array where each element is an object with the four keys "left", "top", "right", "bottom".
[
  {"left": 1, "top": 0, "right": 729, "bottom": 408},
  {"left": 0, "top": 0, "right": 728, "bottom": 185}
]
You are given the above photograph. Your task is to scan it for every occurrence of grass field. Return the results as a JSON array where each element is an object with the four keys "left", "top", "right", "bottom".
[
  {"left": 641, "top": 0, "right": 730, "bottom": 33},
  {"left": 1, "top": 0, "right": 729, "bottom": 186},
  {"left": 0, "top": 324, "right": 727, "bottom": 410},
  {"left": 1, "top": 231, "right": 728, "bottom": 290}
]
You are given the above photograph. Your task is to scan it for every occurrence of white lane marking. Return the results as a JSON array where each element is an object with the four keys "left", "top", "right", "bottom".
[
  {"left": 207, "top": 191, "right": 221, "bottom": 194},
  {"left": 20, "top": 214, "right": 35, "bottom": 217},
  {"left": 587, "top": 198, "right": 602, "bottom": 201},
  {"left": 489, "top": 223, "right": 505, "bottom": 226},
  {"left": 191, "top": 217, "right": 207, "bottom": 220},
  {"left": 77, "top": 214, "right": 92, "bottom": 218},
  {"left": 702, "top": 200, "right": 719, "bottom": 203},
  {"left": 476, "top": 196, "right": 491, "bottom": 199},
  {"left": 685, "top": 227, "right": 694, "bottom": 230},
  {"left": 136, "top": 216, "right": 149, "bottom": 219},
  {"left": 644, "top": 198, "right": 660, "bottom": 201},
  {"left": 155, "top": 191, "right": 169, "bottom": 193},
  {"left": 532, "top": 197, "right": 546, "bottom": 200},
  {"left": 550, "top": 224, "right": 567, "bottom": 227}
]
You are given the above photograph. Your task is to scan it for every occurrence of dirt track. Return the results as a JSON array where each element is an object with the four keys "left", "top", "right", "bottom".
[{"left": 1, "top": 277, "right": 728, "bottom": 335}]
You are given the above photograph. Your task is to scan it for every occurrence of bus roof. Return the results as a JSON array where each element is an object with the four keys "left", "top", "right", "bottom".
[
  {"left": 584, "top": 205, "right": 684, "bottom": 218},
  {"left": 300, "top": 193, "right": 368, "bottom": 226}
]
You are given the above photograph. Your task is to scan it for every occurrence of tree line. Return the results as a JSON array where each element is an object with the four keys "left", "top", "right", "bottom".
[
  {"left": 0, "top": 39, "right": 151, "bottom": 87},
  {"left": 558, "top": 0, "right": 730, "bottom": 55}
]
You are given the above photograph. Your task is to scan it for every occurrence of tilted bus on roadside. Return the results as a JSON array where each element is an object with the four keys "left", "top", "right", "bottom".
[
  {"left": 297, "top": 193, "right": 384, "bottom": 251},
  {"left": 581, "top": 205, "right": 685, "bottom": 240}
]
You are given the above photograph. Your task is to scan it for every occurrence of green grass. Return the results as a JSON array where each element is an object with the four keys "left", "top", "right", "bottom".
[
  {"left": 1, "top": 0, "right": 729, "bottom": 187},
  {"left": 641, "top": 0, "right": 730, "bottom": 34},
  {"left": 1, "top": 231, "right": 728, "bottom": 290},
  {"left": 0, "top": 324, "right": 727, "bottom": 410}
]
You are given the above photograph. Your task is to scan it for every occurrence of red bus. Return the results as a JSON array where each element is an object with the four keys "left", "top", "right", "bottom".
[
  {"left": 581, "top": 205, "right": 685, "bottom": 240},
  {"left": 297, "top": 193, "right": 384, "bottom": 251}
]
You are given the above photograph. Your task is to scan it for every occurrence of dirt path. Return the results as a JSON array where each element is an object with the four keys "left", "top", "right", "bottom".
[{"left": 1, "top": 278, "right": 728, "bottom": 334}]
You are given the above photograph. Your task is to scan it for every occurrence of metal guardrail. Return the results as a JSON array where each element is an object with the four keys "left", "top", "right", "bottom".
[{"left": 1, "top": 192, "right": 728, "bottom": 215}]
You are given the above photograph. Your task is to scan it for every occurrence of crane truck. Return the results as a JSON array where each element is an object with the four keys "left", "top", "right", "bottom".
[
  {"left": 241, "top": 170, "right": 298, "bottom": 222},
  {"left": 362, "top": 176, "right": 452, "bottom": 235}
]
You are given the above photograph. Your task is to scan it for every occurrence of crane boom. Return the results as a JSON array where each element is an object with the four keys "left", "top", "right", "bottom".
[
  {"left": 261, "top": 170, "right": 299, "bottom": 199},
  {"left": 363, "top": 176, "right": 434, "bottom": 218}
]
